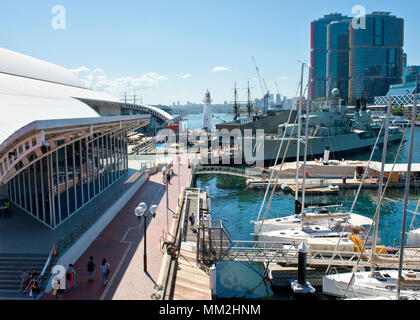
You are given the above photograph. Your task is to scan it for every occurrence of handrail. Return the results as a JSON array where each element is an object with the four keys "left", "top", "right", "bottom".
[{"left": 40, "top": 244, "right": 57, "bottom": 277}]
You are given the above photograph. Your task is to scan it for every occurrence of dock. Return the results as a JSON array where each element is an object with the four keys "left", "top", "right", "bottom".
[
  {"left": 247, "top": 177, "right": 418, "bottom": 191},
  {"left": 154, "top": 187, "right": 213, "bottom": 300}
]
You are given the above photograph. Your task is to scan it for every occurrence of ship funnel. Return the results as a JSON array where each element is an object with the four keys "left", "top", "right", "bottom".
[{"left": 323, "top": 146, "right": 330, "bottom": 165}]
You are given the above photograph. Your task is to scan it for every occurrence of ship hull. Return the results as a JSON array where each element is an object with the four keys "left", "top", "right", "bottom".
[{"left": 244, "top": 131, "right": 404, "bottom": 164}]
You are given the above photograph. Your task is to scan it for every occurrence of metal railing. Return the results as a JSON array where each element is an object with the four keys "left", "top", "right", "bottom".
[{"left": 197, "top": 219, "right": 420, "bottom": 270}]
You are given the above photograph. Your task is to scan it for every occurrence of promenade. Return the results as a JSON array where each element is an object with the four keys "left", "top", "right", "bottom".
[{"left": 43, "top": 156, "right": 192, "bottom": 300}]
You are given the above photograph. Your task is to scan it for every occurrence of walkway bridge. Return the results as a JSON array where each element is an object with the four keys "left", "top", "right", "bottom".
[
  {"left": 197, "top": 220, "right": 420, "bottom": 270},
  {"left": 192, "top": 165, "right": 264, "bottom": 179}
]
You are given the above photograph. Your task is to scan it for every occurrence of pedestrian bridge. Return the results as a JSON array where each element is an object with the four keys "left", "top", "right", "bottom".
[{"left": 192, "top": 165, "right": 264, "bottom": 179}]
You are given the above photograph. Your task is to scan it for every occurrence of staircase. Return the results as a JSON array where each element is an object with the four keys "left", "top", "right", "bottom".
[{"left": 0, "top": 253, "right": 49, "bottom": 300}]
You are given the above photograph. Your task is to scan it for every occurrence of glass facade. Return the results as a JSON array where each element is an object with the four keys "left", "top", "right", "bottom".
[
  {"left": 349, "top": 13, "right": 404, "bottom": 104},
  {"left": 6, "top": 131, "right": 128, "bottom": 229},
  {"left": 326, "top": 20, "right": 350, "bottom": 101},
  {"left": 311, "top": 13, "right": 349, "bottom": 99}
]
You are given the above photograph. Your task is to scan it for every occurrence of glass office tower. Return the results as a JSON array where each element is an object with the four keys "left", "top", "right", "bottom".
[
  {"left": 349, "top": 12, "right": 404, "bottom": 104},
  {"left": 311, "top": 13, "right": 349, "bottom": 100},
  {"left": 326, "top": 19, "right": 351, "bottom": 101}
]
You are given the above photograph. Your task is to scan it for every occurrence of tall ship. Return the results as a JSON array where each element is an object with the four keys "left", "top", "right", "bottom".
[
  {"left": 215, "top": 83, "right": 296, "bottom": 135},
  {"left": 244, "top": 89, "right": 405, "bottom": 165}
]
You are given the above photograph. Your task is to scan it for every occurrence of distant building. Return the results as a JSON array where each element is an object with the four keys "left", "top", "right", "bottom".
[
  {"left": 326, "top": 19, "right": 351, "bottom": 102},
  {"left": 348, "top": 12, "right": 404, "bottom": 104},
  {"left": 404, "top": 66, "right": 420, "bottom": 84},
  {"left": 311, "top": 13, "right": 350, "bottom": 100}
]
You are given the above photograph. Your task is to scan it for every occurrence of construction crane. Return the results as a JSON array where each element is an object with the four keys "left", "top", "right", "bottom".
[
  {"left": 251, "top": 56, "right": 270, "bottom": 114},
  {"left": 252, "top": 56, "right": 267, "bottom": 98}
]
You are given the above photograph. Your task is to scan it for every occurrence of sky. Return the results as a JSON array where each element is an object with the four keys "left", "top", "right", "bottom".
[{"left": 1, "top": 0, "right": 419, "bottom": 105}]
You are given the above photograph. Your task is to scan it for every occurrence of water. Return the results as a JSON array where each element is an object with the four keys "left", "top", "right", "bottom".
[{"left": 188, "top": 114, "right": 420, "bottom": 299}]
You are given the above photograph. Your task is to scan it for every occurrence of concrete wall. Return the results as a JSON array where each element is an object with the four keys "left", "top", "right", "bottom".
[{"left": 45, "top": 170, "right": 149, "bottom": 292}]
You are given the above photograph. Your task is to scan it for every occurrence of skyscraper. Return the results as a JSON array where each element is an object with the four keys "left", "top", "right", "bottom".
[
  {"left": 311, "top": 13, "right": 349, "bottom": 100},
  {"left": 348, "top": 12, "right": 404, "bottom": 104},
  {"left": 326, "top": 19, "right": 351, "bottom": 101}
]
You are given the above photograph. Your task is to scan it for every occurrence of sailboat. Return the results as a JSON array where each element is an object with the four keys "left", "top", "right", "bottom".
[
  {"left": 322, "top": 91, "right": 420, "bottom": 299},
  {"left": 253, "top": 65, "right": 375, "bottom": 247},
  {"left": 252, "top": 65, "right": 370, "bottom": 235}
]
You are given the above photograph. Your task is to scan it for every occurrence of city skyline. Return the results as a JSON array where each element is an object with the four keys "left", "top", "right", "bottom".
[{"left": 2, "top": 0, "right": 420, "bottom": 105}]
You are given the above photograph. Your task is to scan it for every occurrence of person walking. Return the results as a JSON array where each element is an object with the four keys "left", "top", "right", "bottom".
[
  {"left": 87, "top": 256, "right": 96, "bottom": 283},
  {"left": 30, "top": 280, "right": 41, "bottom": 300},
  {"left": 100, "top": 259, "right": 111, "bottom": 285},
  {"left": 66, "top": 264, "right": 76, "bottom": 289},
  {"left": 166, "top": 171, "right": 171, "bottom": 185},
  {"left": 189, "top": 212, "right": 196, "bottom": 232}
]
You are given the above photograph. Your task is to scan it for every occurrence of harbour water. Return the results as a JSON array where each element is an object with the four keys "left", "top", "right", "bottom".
[{"left": 186, "top": 113, "right": 420, "bottom": 299}]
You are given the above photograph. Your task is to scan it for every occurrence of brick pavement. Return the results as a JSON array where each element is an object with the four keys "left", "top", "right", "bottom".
[{"left": 42, "top": 158, "right": 192, "bottom": 300}]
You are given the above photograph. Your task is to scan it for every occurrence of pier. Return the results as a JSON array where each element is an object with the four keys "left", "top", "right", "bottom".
[{"left": 154, "top": 187, "right": 212, "bottom": 300}]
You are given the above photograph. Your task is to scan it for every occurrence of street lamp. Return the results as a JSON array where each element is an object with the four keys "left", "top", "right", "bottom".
[{"left": 135, "top": 202, "right": 158, "bottom": 273}]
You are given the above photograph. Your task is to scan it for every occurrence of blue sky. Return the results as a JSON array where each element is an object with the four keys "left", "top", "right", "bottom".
[{"left": 1, "top": 0, "right": 419, "bottom": 105}]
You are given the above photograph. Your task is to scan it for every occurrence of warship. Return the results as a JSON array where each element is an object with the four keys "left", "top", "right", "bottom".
[{"left": 244, "top": 89, "right": 405, "bottom": 165}]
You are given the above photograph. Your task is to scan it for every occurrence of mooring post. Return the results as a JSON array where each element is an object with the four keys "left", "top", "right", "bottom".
[
  {"left": 209, "top": 264, "right": 217, "bottom": 299},
  {"left": 297, "top": 242, "right": 307, "bottom": 285}
]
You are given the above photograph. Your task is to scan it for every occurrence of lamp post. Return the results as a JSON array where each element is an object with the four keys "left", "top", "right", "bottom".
[{"left": 135, "top": 202, "right": 158, "bottom": 273}]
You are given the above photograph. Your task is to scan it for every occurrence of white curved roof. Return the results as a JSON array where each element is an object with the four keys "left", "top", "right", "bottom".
[
  {"left": 0, "top": 47, "right": 86, "bottom": 88},
  {"left": 0, "top": 72, "right": 120, "bottom": 102},
  {"left": 0, "top": 93, "right": 99, "bottom": 147}
]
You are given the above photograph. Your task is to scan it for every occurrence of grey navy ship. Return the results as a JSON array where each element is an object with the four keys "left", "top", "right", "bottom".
[{"left": 244, "top": 89, "right": 405, "bottom": 165}]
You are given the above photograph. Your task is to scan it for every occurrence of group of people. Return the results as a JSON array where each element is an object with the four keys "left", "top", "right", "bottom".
[
  {"left": 20, "top": 257, "right": 111, "bottom": 300},
  {"left": 19, "top": 269, "right": 42, "bottom": 299}
]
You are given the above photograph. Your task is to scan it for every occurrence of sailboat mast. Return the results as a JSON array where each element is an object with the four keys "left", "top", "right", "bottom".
[
  {"left": 370, "top": 97, "right": 392, "bottom": 275},
  {"left": 396, "top": 81, "right": 418, "bottom": 299},
  {"left": 300, "top": 66, "right": 312, "bottom": 230},
  {"left": 247, "top": 81, "right": 252, "bottom": 118},
  {"left": 295, "top": 63, "right": 305, "bottom": 216},
  {"left": 233, "top": 82, "right": 239, "bottom": 120}
]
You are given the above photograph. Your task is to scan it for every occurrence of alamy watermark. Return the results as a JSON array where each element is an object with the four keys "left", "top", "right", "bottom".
[
  {"left": 153, "top": 127, "right": 266, "bottom": 169},
  {"left": 352, "top": 5, "right": 366, "bottom": 30},
  {"left": 51, "top": 5, "right": 66, "bottom": 30}
]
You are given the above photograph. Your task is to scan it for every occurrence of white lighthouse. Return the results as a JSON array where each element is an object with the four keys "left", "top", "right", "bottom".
[{"left": 202, "top": 90, "right": 213, "bottom": 131}]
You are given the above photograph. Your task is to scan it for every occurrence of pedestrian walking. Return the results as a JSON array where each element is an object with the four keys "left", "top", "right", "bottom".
[
  {"left": 100, "top": 259, "right": 111, "bottom": 285},
  {"left": 87, "top": 256, "right": 96, "bottom": 282},
  {"left": 30, "top": 280, "right": 41, "bottom": 300},
  {"left": 166, "top": 172, "right": 171, "bottom": 184},
  {"left": 189, "top": 212, "right": 196, "bottom": 232},
  {"left": 66, "top": 264, "right": 76, "bottom": 289}
]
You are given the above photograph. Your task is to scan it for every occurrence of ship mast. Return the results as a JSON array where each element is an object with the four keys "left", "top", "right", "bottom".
[
  {"left": 247, "top": 80, "right": 253, "bottom": 118},
  {"left": 233, "top": 82, "right": 240, "bottom": 121},
  {"left": 397, "top": 77, "right": 418, "bottom": 299},
  {"left": 300, "top": 66, "right": 312, "bottom": 230},
  {"left": 295, "top": 63, "right": 305, "bottom": 217},
  {"left": 370, "top": 96, "right": 392, "bottom": 276}
]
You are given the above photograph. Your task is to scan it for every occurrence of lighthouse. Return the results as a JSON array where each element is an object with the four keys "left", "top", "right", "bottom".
[{"left": 202, "top": 90, "right": 213, "bottom": 132}]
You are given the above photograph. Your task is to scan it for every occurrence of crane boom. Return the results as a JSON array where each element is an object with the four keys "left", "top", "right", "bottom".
[{"left": 252, "top": 56, "right": 266, "bottom": 98}]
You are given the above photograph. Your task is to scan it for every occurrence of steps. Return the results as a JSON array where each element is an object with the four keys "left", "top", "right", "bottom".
[{"left": 0, "top": 253, "right": 49, "bottom": 300}]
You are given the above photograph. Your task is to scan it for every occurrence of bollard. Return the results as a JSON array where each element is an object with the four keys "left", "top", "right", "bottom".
[
  {"left": 297, "top": 242, "right": 307, "bottom": 285},
  {"left": 290, "top": 241, "right": 315, "bottom": 294},
  {"left": 209, "top": 264, "right": 217, "bottom": 298}
]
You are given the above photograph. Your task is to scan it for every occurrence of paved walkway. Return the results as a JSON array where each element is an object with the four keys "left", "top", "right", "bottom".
[{"left": 43, "top": 157, "right": 192, "bottom": 300}]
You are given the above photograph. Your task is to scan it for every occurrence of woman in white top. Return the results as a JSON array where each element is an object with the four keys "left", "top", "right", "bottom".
[{"left": 100, "top": 259, "right": 111, "bottom": 285}]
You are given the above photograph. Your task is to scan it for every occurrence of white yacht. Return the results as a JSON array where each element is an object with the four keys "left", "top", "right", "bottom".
[
  {"left": 252, "top": 208, "right": 373, "bottom": 234},
  {"left": 323, "top": 270, "right": 420, "bottom": 299},
  {"left": 255, "top": 220, "right": 376, "bottom": 247}
]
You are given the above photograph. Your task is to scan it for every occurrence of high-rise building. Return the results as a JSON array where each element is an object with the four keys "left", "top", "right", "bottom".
[
  {"left": 311, "top": 13, "right": 349, "bottom": 100},
  {"left": 326, "top": 19, "right": 351, "bottom": 101},
  {"left": 348, "top": 12, "right": 404, "bottom": 104},
  {"left": 404, "top": 66, "right": 420, "bottom": 84}
]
